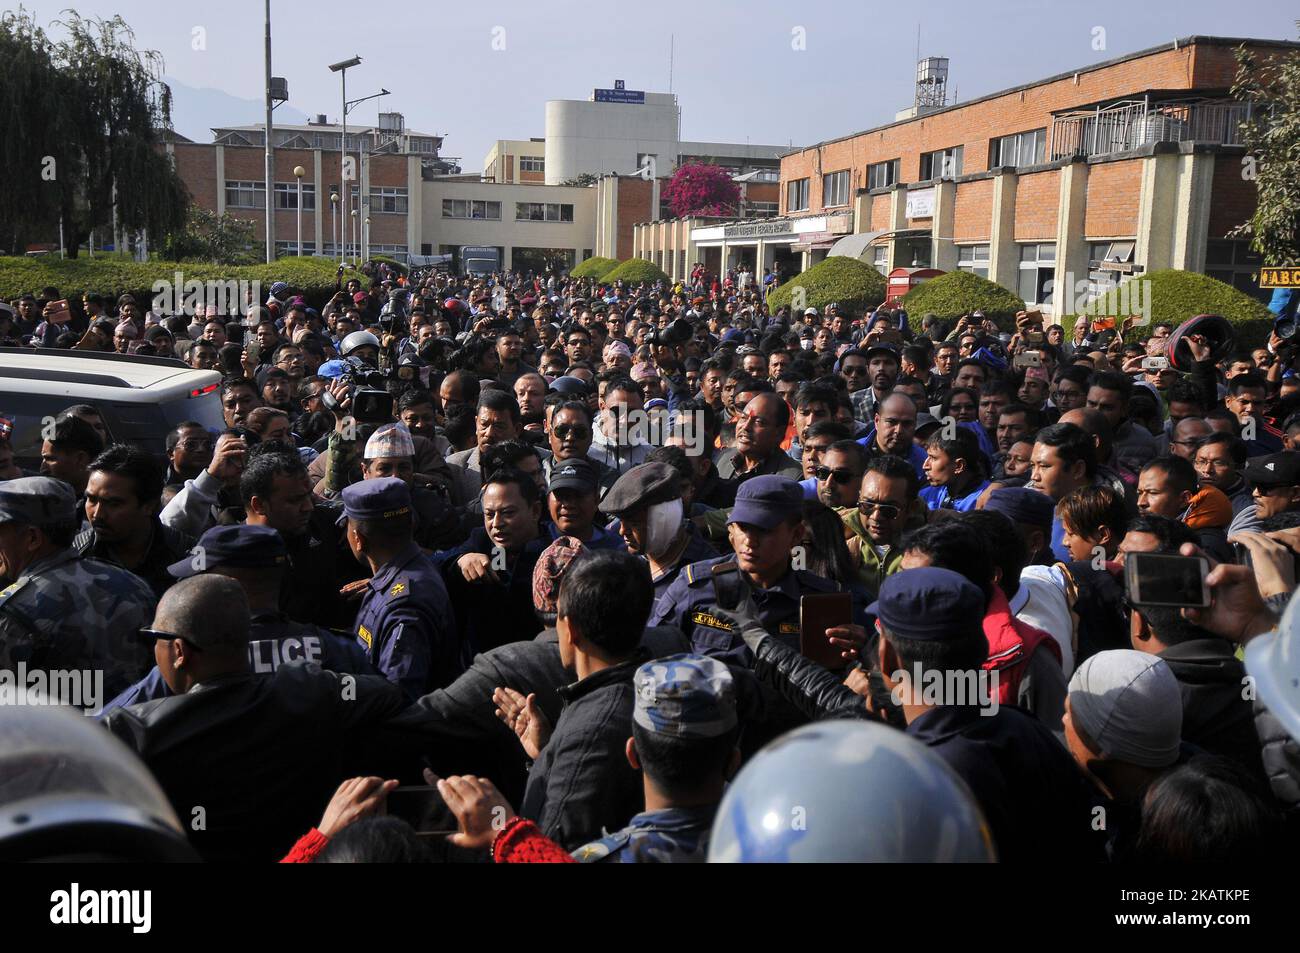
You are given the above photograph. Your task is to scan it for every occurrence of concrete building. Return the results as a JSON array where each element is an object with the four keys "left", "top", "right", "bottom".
[
  {"left": 482, "top": 139, "right": 547, "bottom": 185},
  {"left": 632, "top": 36, "right": 1295, "bottom": 314}
]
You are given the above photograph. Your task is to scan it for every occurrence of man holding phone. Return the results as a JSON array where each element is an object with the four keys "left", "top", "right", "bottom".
[{"left": 649, "top": 476, "right": 863, "bottom": 667}]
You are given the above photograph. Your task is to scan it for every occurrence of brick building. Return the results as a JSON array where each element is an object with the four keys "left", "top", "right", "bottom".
[{"left": 633, "top": 35, "right": 1296, "bottom": 311}]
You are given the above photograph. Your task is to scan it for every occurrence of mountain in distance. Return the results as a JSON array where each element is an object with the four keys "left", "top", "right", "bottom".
[{"left": 163, "top": 75, "right": 314, "bottom": 142}]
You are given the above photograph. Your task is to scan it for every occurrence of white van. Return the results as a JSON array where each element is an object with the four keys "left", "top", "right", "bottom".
[{"left": 0, "top": 349, "right": 224, "bottom": 469}]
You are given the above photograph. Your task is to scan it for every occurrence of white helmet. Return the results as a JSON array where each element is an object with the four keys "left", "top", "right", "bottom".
[
  {"left": 340, "top": 329, "right": 381, "bottom": 358},
  {"left": 1246, "top": 590, "right": 1300, "bottom": 741}
]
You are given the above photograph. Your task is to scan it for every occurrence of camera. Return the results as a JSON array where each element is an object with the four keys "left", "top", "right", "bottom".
[
  {"left": 321, "top": 356, "right": 393, "bottom": 424},
  {"left": 649, "top": 318, "right": 693, "bottom": 348}
]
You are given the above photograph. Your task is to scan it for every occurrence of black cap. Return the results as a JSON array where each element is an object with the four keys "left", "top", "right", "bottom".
[
  {"left": 600, "top": 462, "right": 681, "bottom": 516},
  {"left": 548, "top": 458, "right": 600, "bottom": 494},
  {"left": 167, "top": 524, "right": 288, "bottom": 579},
  {"left": 866, "top": 568, "right": 985, "bottom": 641},
  {"left": 1243, "top": 451, "right": 1300, "bottom": 489}
]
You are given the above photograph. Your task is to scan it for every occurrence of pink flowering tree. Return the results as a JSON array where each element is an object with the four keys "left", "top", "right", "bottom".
[{"left": 663, "top": 162, "right": 742, "bottom": 218}]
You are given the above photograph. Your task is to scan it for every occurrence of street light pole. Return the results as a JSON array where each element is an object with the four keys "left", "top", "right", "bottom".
[
  {"left": 351, "top": 210, "right": 358, "bottom": 266},
  {"left": 293, "top": 166, "right": 305, "bottom": 256},
  {"left": 364, "top": 216, "right": 371, "bottom": 263},
  {"left": 330, "top": 191, "right": 338, "bottom": 260},
  {"left": 263, "top": 0, "right": 274, "bottom": 262},
  {"left": 329, "top": 55, "right": 362, "bottom": 266}
]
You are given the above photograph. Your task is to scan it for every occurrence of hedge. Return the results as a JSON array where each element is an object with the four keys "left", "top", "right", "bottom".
[
  {"left": 901, "top": 271, "right": 1025, "bottom": 331},
  {"left": 603, "top": 258, "right": 671, "bottom": 286},
  {"left": 1062, "top": 269, "right": 1276, "bottom": 348},
  {"left": 570, "top": 256, "right": 619, "bottom": 280},
  {"left": 767, "top": 256, "right": 887, "bottom": 315},
  {"left": 0, "top": 255, "right": 355, "bottom": 311}
]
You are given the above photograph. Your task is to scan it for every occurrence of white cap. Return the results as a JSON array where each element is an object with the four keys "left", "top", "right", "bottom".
[{"left": 1067, "top": 650, "right": 1182, "bottom": 769}]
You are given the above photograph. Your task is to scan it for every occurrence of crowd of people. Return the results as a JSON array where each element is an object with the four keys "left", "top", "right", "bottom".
[{"left": 2, "top": 261, "right": 1300, "bottom": 863}]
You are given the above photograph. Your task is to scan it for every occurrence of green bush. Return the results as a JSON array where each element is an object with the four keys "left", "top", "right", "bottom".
[
  {"left": 369, "top": 255, "right": 408, "bottom": 275},
  {"left": 901, "top": 271, "right": 1025, "bottom": 331},
  {"left": 570, "top": 256, "right": 619, "bottom": 280},
  {"left": 603, "top": 257, "right": 671, "bottom": 286},
  {"left": 0, "top": 255, "right": 351, "bottom": 310},
  {"left": 767, "top": 256, "right": 887, "bottom": 315},
  {"left": 1062, "top": 269, "right": 1276, "bottom": 348}
]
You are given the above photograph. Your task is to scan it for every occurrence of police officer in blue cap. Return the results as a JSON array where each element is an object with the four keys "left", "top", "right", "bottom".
[
  {"left": 711, "top": 566, "right": 1102, "bottom": 862},
  {"left": 572, "top": 654, "right": 741, "bottom": 863},
  {"left": 650, "top": 475, "right": 862, "bottom": 667},
  {"left": 98, "top": 524, "right": 376, "bottom": 713},
  {"left": 342, "top": 477, "right": 461, "bottom": 700}
]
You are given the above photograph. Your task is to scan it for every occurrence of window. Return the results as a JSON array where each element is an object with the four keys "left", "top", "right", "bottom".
[
  {"left": 441, "top": 199, "right": 501, "bottom": 220},
  {"left": 512, "top": 247, "right": 575, "bottom": 273},
  {"left": 274, "top": 182, "right": 316, "bottom": 211},
  {"left": 957, "top": 244, "right": 990, "bottom": 279},
  {"left": 920, "top": 146, "right": 963, "bottom": 182},
  {"left": 369, "top": 187, "right": 408, "bottom": 214},
  {"left": 519, "top": 156, "right": 545, "bottom": 173},
  {"left": 275, "top": 240, "right": 318, "bottom": 257},
  {"left": 746, "top": 201, "right": 778, "bottom": 218},
  {"left": 867, "top": 159, "right": 899, "bottom": 190},
  {"left": 225, "top": 180, "right": 265, "bottom": 209},
  {"left": 1086, "top": 240, "right": 1138, "bottom": 298},
  {"left": 822, "top": 170, "right": 850, "bottom": 208},
  {"left": 368, "top": 244, "right": 409, "bottom": 262},
  {"left": 991, "top": 129, "right": 1046, "bottom": 168},
  {"left": 1205, "top": 240, "right": 1267, "bottom": 302},
  {"left": 787, "top": 178, "right": 810, "bottom": 212},
  {"left": 1018, "top": 242, "right": 1057, "bottom": 307},
  {"left": 514, "top": 202, "right": 574, "bottom": 222},
  {"left": 871, "top": 244, "right": 890, "bottom": 276}
]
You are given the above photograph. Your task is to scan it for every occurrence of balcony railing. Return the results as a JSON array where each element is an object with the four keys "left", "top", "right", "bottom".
[{"left": 1049, "top": 99, "right": 1251, "bottom": 161}]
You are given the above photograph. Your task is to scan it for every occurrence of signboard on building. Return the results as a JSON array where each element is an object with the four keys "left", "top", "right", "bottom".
[
  {"left": 906, "top": 187, "right": 936, "bottom": 218},
  {"left": 594, "top": 87, "right": 646, "bottom": 104},
  {"left": 1260, "top": 267, "right": 1300, "bottom": 288},
  {"left": 723, "top": 220, "right": 796, "bottom": 240}
]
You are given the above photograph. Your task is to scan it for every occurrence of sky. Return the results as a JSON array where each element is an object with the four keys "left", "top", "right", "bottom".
[{"left": 17, "top": 0, "right": 1299, "bottom": 171}]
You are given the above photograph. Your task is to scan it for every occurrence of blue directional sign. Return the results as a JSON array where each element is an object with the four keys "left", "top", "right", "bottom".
[{"left": 594, "top": 87, "right": 645, "bottom": 104}]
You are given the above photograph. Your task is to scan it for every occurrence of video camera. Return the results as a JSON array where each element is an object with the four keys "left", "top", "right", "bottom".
[
  {"left": 321, "top": 355, "right": 393, "bottom": 424},
  {"left": 649, "top": 317, "right": 693, "bottom": 348}
]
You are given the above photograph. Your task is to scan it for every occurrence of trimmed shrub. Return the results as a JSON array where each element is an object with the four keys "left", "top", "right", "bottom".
[
  {"left": 1062, "top": 269, "right": 1276, "bottom": 348},
  {"left": 0, "top": 255, "right": 352, "bottom": 311},
  {"left": 603, "top": 258, "right": 671, "bottom": 286},
  {"left": 901, "top": 271, "right": 1025, "bottom": 331},
  {"left": 570, "top": 256, "right": 619, "bottom": 280},
  {"left": 767, "top": 256, "right": 887, "bottom": 315}
]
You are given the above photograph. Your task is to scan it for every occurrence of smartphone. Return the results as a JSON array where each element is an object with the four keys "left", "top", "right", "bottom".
[
  {"left": 1091, "top": 316, "right": 1117, "bottom": 333},
  {"left": 386, "top": 785, "right": 457, "bottom": 834},
  {"left": 1141, "top": 356, "right": 1169, "bottom": 371},
  {"left": 1124, "top": 552, "right": 1210, "bottom": 609},
  {"left": 47, "top": 298, "right": 73, "bottom": 325},
  {"left": 245, "top": 339, "right": 261, "bottom": 365},
  {"left": 800, "top": 592, "right": 854, "bottom": 670},
  {"left": 1026, "top": 331, "right": 1044, "bottom": 344},
  {"left": 1013, "top": 351, "right": 1042, "bottom": 368}
]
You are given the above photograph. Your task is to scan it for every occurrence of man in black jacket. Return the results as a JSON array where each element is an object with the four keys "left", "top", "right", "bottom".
[
  {"left": 102, "top": 575, "right": 409, "bottom": 863},
  {"left": 493, "top": 550, "right": 652, "bottom": 850},
  {"left": 713, "top": 566, "right": 1101, "bottom": 862}
]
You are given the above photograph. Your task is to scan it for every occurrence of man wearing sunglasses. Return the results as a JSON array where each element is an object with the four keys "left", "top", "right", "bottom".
[
  {"left": 814, "top": 441, "right": 868, "bottom": 509},
  {"left": 840, "top": 455, "right": 919, "bottom": 594}
]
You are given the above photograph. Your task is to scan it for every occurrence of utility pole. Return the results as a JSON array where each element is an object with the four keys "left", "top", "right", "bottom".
[{"left": 263, "top": 0, "right": 274, "bottom": 262}]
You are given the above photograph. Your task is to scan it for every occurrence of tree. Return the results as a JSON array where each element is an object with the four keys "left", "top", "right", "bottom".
[
  {"left": 161, "top": 205, "right": 261, "bottom": 264},
  {"left": 663, "top": 162, "right": 741, "bottom": 219},
  {"left": 560, "top": 173, "right": 599, "bottom": 187},
  {"left": 1231, "top": 28, "right": 1300, "bottom": 266},
  {"left": 0, "top": 10, "right": 188, "bottom": 257}
]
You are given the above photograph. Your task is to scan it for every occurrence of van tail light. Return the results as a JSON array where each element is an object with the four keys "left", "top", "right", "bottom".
[{"left": 189, "top": 383, "right": 220, "bottom": 398}]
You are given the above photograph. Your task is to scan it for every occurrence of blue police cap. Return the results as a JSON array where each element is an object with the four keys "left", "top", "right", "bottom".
[
  {"left": 341, "top": 477, "right": 412, "bottom": 523},
  {"left": 866, "top": 567, "right": 985, "bottom": 641},
  {"left": 728, "top": 476, "right": 804, "bottom": 531},
  {"left": 984, "top": 486, "right": 1054, "bottom": 529},
  {"left": 167, "top": 523, "right": 288, "bottom": 579},
  {"left": 633, "top": 654, "right": 737, "bottom": 739}
]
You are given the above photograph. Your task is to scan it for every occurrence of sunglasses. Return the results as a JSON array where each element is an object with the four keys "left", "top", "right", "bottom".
[
  {"left": 814, "top": 466, "right": 857, "bottom": 485},
  {"left": 858, "top": 499, "right": 902, "bottom": 518},
  {"left": 553, "top": 424, "right": 591, "bottom": 440},
  {"left": 139, "top": 628, "right": 203, "bottom": 650}
]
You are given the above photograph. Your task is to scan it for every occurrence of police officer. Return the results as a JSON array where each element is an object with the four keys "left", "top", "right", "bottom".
[
  {"left": 602, "top": 462, "right": 717, "bottom": 600},
  {"left": 649, "top": 475, "right": 862, "bottom": 666},
  {"left": 343, "top": 477, "right": 461, "bottom": 699},
  {"left": 573, "top": 654, "right": 740, "bottom": 863},
  {"left": 0, "top": 476, "right": 155, "bottom": 705},
  {"left": 97, "top": 524, "right": 376, "bottom": 713}
]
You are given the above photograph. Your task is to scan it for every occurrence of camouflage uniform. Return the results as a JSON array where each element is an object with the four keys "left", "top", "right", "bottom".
[
  {"left": 572, "top": 654, "right": 736, "bottom": 864},
  {"left": 0, "top": 549, "right": 156, "bottom": 703}
]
